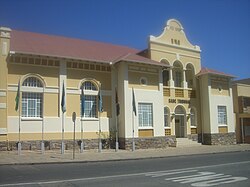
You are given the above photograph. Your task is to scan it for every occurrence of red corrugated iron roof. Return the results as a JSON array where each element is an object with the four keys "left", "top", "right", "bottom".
[
  {"left": 196, "top": 67, "right": 235, "bottom": 78},
  {"left": 10, "top": 30, "right": 169, "bottom": 67}
]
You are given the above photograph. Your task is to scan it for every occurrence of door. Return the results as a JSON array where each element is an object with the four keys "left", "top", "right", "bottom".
[{"left": 175, "top": 115, "right": 185, "bottom": 138}]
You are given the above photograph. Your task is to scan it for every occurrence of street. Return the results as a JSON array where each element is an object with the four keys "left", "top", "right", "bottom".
[{"left": 0, "top": 151, "right": 249, "bottom": 186}]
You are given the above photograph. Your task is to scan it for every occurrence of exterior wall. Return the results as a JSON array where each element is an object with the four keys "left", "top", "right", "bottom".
[
  {"left": 232, "top": 83, "right": 250, "bottom": 143},
  {"left": 0, "top": 27, "right": 11, "bottom": 141}
]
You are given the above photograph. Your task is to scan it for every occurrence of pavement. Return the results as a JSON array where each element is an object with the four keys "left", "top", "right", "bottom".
[{"left": 0, "top": 144, "right": 250, "bottom": 165}]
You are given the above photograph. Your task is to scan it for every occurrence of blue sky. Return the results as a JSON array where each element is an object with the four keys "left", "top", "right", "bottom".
[{"left": 0, "top": 0, "right": 249, "bottom": 79}]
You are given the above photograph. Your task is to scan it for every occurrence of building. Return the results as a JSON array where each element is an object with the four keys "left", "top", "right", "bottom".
[
  {"left": 232, "top": 78, "right": 250, "bottom": 144},
  {"left": 0, "top": 19, "right": 236, "bottom": 151}
]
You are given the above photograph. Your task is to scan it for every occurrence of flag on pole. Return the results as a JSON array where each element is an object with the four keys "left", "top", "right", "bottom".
[
  {"left": 81, "top": 87, "right": 85, "bottom": 117},
  {"left": 61, "top": 81, "right": 66, "bottom": 113},
  {"left": 115, "top": 88, "right": 120, "bottom": 116},
  {"left": 98, "top": 89, "right": 103, "bottom": 113},
  {"left": 15, "top": 81, "right": 20, "bottom": 111},
  {"left": 132, "top": 88, "right": 137, "bottom": 116}
]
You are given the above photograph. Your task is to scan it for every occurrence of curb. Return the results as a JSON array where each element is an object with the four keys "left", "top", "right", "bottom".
[{"left": 1, "top": 149, "right": 249, "bottom": 166}]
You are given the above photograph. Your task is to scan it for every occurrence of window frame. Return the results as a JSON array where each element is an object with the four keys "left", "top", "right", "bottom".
[
  {"left": 164, "top": 106, "right": 170, "bottom": 128},
  {"left": 81, "top": 81, "right": 99, "bottom": 120},
  {"left": 138, "top": 103, "right": 153, "bottom": 128},
  {"left": 21, "top": 76, "right": 44, "bottom": 120},
  {"left": 217, "top": 106, "right": 227, "bottom": 125}
]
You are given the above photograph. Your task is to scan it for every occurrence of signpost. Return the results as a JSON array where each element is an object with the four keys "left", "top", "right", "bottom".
[{"left": 72, "top": 112, "right": 76, "bottom": 160}]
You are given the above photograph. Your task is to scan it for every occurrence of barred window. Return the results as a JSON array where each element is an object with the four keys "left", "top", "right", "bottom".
[
  {"left": 81, "top": 81, "right": 98, "bottom": 118},
  {"left": 164, "top": 107, "right": 170, "bottom": 127},
  {"left": 22, "top": 92, "right": 43, "bottom": 118},
  {"left": 218, "top": 106, "right": 227, "bottom": 125},
  {"left": 138, "top": 103, "right": 153, "bottom": 127},
  {"left": 22, "top": 77, "right": 43, "bottom": 87},
  {"left": 174, "top": 71, "right": 182, "bottom": 87},
  {"left": 83, "top": 95, "right": 97, "bottom": 118},
  {"left": 22, "top": 77, "right": 43, "bottom": 118},
  {"left": 83, "top": 81, "right": 97, "bottom": 90}
]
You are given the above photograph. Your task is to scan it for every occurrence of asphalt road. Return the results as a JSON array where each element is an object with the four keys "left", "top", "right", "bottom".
[{"left": 0, "top": 151, "right": 249, "bottom": 187}]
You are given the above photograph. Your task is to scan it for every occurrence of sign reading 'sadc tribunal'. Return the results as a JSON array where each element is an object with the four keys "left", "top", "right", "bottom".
[{"left": 169, "top": 99, "right": 190, "bottom": 104}]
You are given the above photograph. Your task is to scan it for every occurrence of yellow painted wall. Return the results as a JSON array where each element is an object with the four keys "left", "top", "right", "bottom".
[
  {"left": 67, "top": 69, "right": 111, "bottom": 90},
  {"left": 44, "top": 93, "right": 58, "bottom": 116},
  {"left": 218, "top": 126, "right": 228, "bottom": 133},
  {"left": 8, "top": 63, "right": 59, "bottom": 87},
  {"left": 128, "top": 71, "right": 159, "bottom": 90},
  {"left": 7, "top": 91, "right": 17, "bottom": 116},
  {"left": 66, "top": 94, "right": 80, "bottom": 117},
  {"left": 138, "top": 129, "right": 154, "bottom": 137}
]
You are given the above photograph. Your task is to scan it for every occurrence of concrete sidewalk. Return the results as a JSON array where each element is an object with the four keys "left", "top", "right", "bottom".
[{"left": 0, "top": 144, "right": 250, "bottom": 165}]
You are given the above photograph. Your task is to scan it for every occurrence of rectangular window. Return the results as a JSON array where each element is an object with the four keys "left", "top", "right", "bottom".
[
  {"left": 83, "top": 95, "right": 97, "bottom": 118},
  {"left": 138, "top": 103, "right": 153, "bottom": 127},
  {"left": 218, "top": 106, "right": 227, "bottom": 125},
  {"left": 22, "top": 92, "right": 42, "bottom": 118}
]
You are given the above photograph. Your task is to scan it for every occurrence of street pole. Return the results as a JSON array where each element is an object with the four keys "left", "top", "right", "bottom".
[
  {"left": 72, "top": 112, "right": 76, "bottom": 160},
  {"left": 98, "top": 111, "right": 102, "bottom": 153},
  {"left": 80, "top": 116, "right": 84, "bottom": 153}
]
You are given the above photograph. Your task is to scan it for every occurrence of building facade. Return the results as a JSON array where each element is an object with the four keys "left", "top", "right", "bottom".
[
  {"left": 0, "top": 19, "right": 236, "bottom": 151},
  {"left": 233, "top": 78, "right": 250, "bottom": 144}
]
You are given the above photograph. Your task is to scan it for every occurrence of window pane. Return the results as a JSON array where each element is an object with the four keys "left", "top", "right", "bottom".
[
  {"left": 22, "top": 92, "right": 42, "bottom": 118},
  {"left": 218, "top": 106, "right": 227, "bottom": 125},
  {"left": 83, "top": 95, "right": 97, "bottom": 118},
  {"left": 138, "top": 103, "right": 153, "bottom": 127},
  {"left": 164, "top": 107, "right": 170, "bottom": 127}
]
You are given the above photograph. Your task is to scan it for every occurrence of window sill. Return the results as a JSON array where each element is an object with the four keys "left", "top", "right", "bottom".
[
  {"left": 21, "top": 117, "right": 43, "bottom": 121},
  {"left": 81, "top": 118, "right": 99, "bottom": 121},
  {"left": 164, "top": 127, "right": 171, "bottom": 129},
  {"left": 190, "top": 126, "right": 197, "bottom": 128},
  {"left": 138, "top": 127, "right": 153, "bottom": 130},
  {"left": 218, "top": 124, "right": 228, "bottom": 127}
]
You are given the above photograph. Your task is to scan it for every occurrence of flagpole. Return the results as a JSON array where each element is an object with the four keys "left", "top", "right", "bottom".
[
  {"left": 81, "top": 116, "right": 84, "bottom": 153},
  {"left": 61, "top": 112, "right": 64, "bottom": 154},
  {"left": 41, "top": 86, "right": 45, "bottom": 154},
  {"left": 18, "top": 90, "right": 21, "bottom": 155},
  {"left": 132, "top": 111, "right": 135, "bottom": 152},
  {"left": 80, "top": 88, "right": 84, "bottom": 153},
  {"left": 115, "top": 113, "right": 119, "bottom": 152},
  {"left": 132, "top": 88, "right": 136, "bottom": 152},
  {"left": 98, "top": 110, "right": 102, "bottom": 152}
]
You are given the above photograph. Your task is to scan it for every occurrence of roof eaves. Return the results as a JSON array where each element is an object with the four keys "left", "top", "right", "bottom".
[{"left": 10, "top": 50, "right": 110, "bottom": 64}]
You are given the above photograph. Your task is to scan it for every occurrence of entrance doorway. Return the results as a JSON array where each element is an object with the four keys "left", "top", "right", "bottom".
[{"left": 175, "top": 106, "right": 186, "bottom": 138}]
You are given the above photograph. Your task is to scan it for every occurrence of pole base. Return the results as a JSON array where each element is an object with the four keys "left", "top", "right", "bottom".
[
  {"left": 41, "top": 142, "right": 45, "bottom": 154},
  {"left": 61, "top": 142, "right": 64, "bottom": 154},
  {"left": 98, "top": 142, "right": 102, "bottom": 153},
  {"left": 18, "top": 142, "right": 21, "bottom": 155},
  {"left": 115, "top": 142, "right": 119, "bottom": 152},
  {"left": 132, "top": 141, "right": 135, "bottom": 152},
  {"left": 80, "top": 142, "right": 84, "bottom": 153}
]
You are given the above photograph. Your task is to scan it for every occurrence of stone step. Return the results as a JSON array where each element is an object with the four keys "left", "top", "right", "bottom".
[{"left": 176, "top": 138, "right": 201, "bottom": 147}]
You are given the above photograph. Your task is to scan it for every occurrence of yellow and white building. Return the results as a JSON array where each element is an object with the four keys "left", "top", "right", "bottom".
[{"left": 0, "top": 19, "right": 236, "bottom": 151}]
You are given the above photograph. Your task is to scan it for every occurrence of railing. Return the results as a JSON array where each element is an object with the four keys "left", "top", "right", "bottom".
[
  {"left": 175, "top": 89, "right": 184, "bottom": 97},
  {"left": 163, "top": 88, "right": 170, "bottom": 97}
]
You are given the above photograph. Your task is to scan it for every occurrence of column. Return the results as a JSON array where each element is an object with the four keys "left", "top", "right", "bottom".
[
  {"left": 169, "top": 68, "right": 174, "bottom": 88},
  {"left": 182, "top": 68, "right": 187, "bottom": 89}
]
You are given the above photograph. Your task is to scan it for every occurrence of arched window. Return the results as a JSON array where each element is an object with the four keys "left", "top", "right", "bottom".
[
  {"left": 161, "top": 59, "right": 170, "bottom": 86},
  {"left": 81, "top": 81, "right": 98, "bottom": 118},
  {"left": 164, "top": 107, "right": 170, "bottom": 127},
  {"left": 186, "top": 64, "right": 195, "bottom": 88},
  {"left": 22, "top": 77, "right": 43, "bottom": 118},
  {"left": 173, "top": 61, "right": 183, "bottom": 87},
  {"left": 190, "top": 108, "right": 196, "bottom": 127}
]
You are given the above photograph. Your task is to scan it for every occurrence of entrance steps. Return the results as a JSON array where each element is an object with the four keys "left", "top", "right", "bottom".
[{"left": 176, "top": 138, "right": 202, "bottom": 147}]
